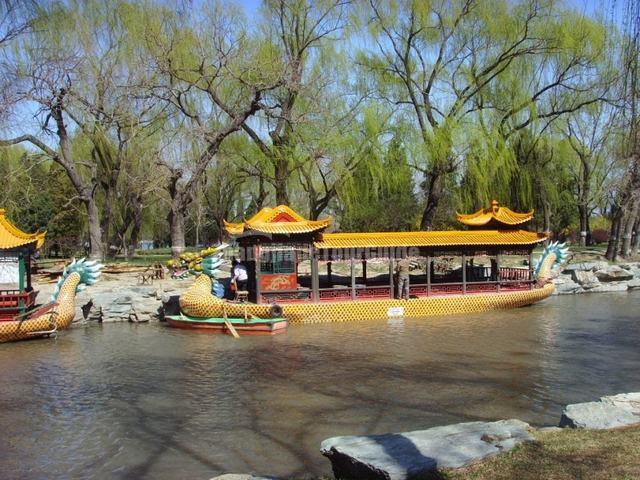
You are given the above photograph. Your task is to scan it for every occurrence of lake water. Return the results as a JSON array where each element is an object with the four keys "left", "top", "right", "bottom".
[{"left": 1, "top": 292, "right": 639, "bottom": 479}]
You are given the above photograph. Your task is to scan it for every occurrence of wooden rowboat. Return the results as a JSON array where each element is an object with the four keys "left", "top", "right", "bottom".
[{"left": 166, "top": 314, "right": 288, "bottom": 335}]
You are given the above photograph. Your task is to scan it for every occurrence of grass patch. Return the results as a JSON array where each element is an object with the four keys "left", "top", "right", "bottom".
[{"left": 444, "top": 425, "right": 640, "bottom": 480}]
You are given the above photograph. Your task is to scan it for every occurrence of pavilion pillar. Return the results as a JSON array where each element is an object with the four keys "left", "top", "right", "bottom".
[
  {"left": 25, "top": 253, "right": 32, "bottom": 291},
  {"left": 17, "top": 253, "right": 25, "bottom": 313},
  {"left": 426, "top": 254, "right": 431, "bottom": 296},
  {"left": 327, "top": 261, "right": 332, "bottom": 285},
  {"left": 462, "top": 252, "right": 467, "bottom": 294},
  {"left": 350, "top": 252, "right": 356, "bottom": 301},
  {"left": 388, "top": 256, "right": 394, "bottom": 299},
  {"left": 255, "top": 244, "right": 262, "bottom": 304},
  {"left": 18, "top": 253, "right": 25, "bottom": 292},
  {"left": 311, "top": 245, "right": 319, "bottom": 303},
  {"left": 361, "top": 253, "right": 367, "bottom": 284},
  {"left": 496, "top": 252, "right": 501, "bottom": 292},
  {"left": 528, "top": 250, "right": 533, "bottom": 289}
]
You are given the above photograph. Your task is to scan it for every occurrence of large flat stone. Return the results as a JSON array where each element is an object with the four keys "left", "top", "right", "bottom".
[
  {"left": 570, "top": 270, "right": 600, "bottom": 289},
  {"left": 562, "top": 261, "right": 609, "bottom": 273},
  {"left": 552, "top": 276, "right": 583, "bottom": 295},
  {"left": 627, "top": 279, "right": 640, "bottom": 290},
  {"left": 594, "top": 266, "right": 634, "bottom": 282},
  {"left": 559, "top": 392, "right": 640, "bottom": 429},
  {"left": 320, "top": 420, "right": 533, "bottom": 480}
]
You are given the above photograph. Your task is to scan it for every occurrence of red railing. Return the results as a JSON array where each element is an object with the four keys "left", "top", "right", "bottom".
[
  {"left": 259, "top": 276, "right": 534, "bottom": 304},
  {"left": 498, "top": 267, "right": 531, "bottom": 281},
  {"left": 0, "top": 289, "right": 38, "bottom": 321},
  {"left": 355, "top": 286, "right": 392, "bottom": 299}
]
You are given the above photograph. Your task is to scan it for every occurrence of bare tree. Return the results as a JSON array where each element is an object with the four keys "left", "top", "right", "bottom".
[{"left": 139, "top": 3, "right": 281, "bottom": 257}]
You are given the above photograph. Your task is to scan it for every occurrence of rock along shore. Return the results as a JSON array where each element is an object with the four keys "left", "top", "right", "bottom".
[
  {"left": 319, "top": 392, "right": 640, "bottom": 480},
  {"left": 553, "top": 261, "right": 640, "bottom": 295}
]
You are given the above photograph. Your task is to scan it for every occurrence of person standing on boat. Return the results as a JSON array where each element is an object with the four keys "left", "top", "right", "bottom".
[
  {"left": 396, "top": 256, "right": 411, "bottom": 300},
  {"left": 231, "top": 258, "right": 248, "bottom": 293}
]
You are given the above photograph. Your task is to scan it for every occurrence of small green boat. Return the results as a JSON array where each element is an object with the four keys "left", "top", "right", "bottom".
[{"left": 166, "top": 314, "right": 288, "bottom": 335}]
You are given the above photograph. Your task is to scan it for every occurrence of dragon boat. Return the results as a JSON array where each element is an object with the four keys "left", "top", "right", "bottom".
[
  {"left": 0, "top": 208, "right": 102, "bottom": 342},
  {"left": 0, "top": 258, "right": 103, "bottom": 343},
  {"left": 175, "top": 202, "right": 568, "bottom": 325}
]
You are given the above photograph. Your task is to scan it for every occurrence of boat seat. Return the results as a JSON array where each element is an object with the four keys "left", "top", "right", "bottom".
[{"left": 235, "top": 290, "right": 249, "bottom": 303}]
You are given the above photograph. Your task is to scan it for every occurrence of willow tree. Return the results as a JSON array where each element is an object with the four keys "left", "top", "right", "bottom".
[
  {"left": 240, "top": 0, "right": 353, "bottom": 207},
  {"left": 559, "top": 103, "right": 619, "bottom": 246},
  {"left": 129, "top": 2, "right": 282, "bottom": 257},
  {"left": 360, "top": 0, "right": 609, "bottom": 229},
  {"left": 0, "top": 0, "right": 158, "bottom": 259}
]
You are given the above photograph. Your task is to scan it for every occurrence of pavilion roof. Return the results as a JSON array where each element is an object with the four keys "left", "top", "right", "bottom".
[
  {"left": 457, "top": 200, "right": 534, "bottom": 227},
  {"left": 0, "top": 209, "right": 46, "bottom": 251},
  {"left": 224, "top": 205, "right": 332, "bottom": 236},
  {"left": 314, "top": 230, "right": 546, "bottom": 249}
]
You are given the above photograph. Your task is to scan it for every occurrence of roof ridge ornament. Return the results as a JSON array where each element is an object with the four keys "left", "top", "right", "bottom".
[
  {"left": 457, "top": 200, "right": 534, "bottom": 228},
  {"left": 224, "top": 205, "right": 332, "bottom": 236},
  {"left": 0, "top": 209, "right": 46, "bottom": 250}
]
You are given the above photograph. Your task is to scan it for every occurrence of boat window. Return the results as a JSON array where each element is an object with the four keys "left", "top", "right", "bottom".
[{"left": 260, "top": 250, "right": 295, "bottom": 274}]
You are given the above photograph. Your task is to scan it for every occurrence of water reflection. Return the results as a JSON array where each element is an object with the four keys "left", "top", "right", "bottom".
[{"left": 0, "top": 293, "right": 639, "bottom": 479}]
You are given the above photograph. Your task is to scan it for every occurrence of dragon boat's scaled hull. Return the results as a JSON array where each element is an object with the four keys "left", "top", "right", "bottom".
[
  {"left": 166, "top": 314, "right": 288, "bottom": 335},
  {"left": 0, "top": 304, "right": 60, "bottom": 343},
  {"left": 180, "top": 282, "right": 556, "bottom": 324}
]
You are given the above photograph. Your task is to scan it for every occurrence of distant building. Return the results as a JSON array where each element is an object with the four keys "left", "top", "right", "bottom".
[{"left": 138, "top": 240, "right": 155, "bottom": 251}]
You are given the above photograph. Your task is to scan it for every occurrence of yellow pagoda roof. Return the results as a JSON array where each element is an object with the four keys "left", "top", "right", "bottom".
[
  {"left": 224, "top": 205, "right": 332, "bottom": 236},
  {"left": 0, "top": 209, "right": 46, "bottom": 250},
  {"left": 314, "top": 230, "right": 546, "bottom": 249},
  {"left": 457, "top": 200, "right": 534, "bottom": 227}
]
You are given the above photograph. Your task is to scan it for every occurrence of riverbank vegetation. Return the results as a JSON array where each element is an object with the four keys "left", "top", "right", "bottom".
[
  {"left": 444, "top": 425, "right": 640, "bottom": 480},
  {"left": 0, "top": 0, "right": 639, "bottom": 261}
]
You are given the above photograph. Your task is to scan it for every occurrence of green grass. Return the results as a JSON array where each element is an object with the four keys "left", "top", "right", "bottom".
[{"left": 443, "top": 425, "right": 640, "bottom": 480}]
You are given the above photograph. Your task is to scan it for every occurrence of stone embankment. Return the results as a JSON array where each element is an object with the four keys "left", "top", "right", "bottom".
[
  {"left": 553, "top": 261, "right": 640, "bottom": 295},
  {"left": 36, "top": 272, "right": 192, "bottom": 324}
]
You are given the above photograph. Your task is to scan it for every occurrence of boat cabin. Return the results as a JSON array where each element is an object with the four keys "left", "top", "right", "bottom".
[
  {"left": 0, "top": 209, "right": 45, "bottom": 320},
  {"left": 224, "top": 202, "right": 546, "bottom": 305}
]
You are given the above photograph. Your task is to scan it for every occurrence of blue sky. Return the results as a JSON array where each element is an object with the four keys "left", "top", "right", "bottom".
[{"left": 231, "top": 0, "right": 626, "bottom": 24}]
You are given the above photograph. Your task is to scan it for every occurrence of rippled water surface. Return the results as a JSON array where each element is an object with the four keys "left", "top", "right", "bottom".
[{"left": 1, "top": 293, "right": 640, "bottom": 479}]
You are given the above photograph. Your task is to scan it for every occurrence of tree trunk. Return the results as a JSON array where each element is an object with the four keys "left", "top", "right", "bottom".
[
  {"left": 543, "top": 199, "right": 552, "bottom": 239},
  {"left": 605, "top": 208, "right": 623, "bottom": 261},
  {"left": 85, "top": 196, "right": 104, "bottom": 260},
  {"left": 168, "top": 207, "right": 186, "bottom": 260},
  {"left": 631, "top": 214, "right": 640, "bottom": 256},
  {"left": 620, "top": 199, "right": 639, "bottom": 257},
  {"left": 578, "top": 204, "right": 589, "bottom": 247},
  {"left": 274, "top": 158, "right": 289, "bottom": 205},
  {"left": 420, "top": 171, "right": 444, "bottom": 230},
  {"left": 127, "top": 198, "right": 143, "bottom": 260}
]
